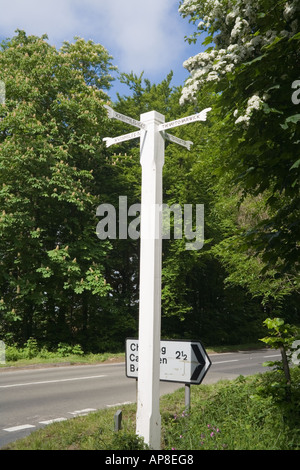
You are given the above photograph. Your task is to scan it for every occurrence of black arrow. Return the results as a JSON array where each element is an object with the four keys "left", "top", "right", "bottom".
[{"left": 190, "top": 343, "right": 211, "bottom": 383}]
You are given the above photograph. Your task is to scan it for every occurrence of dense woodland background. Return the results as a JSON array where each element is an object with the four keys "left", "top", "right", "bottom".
[{"left": 0, "top": 1, "right": 299, "bottom": 352}]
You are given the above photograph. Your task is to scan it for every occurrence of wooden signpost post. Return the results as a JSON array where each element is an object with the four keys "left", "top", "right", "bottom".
[{"left": 103, "top": 104, "right": 211, "bottom": 449}]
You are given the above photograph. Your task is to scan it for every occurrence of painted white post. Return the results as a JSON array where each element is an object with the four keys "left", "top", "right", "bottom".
[
  {"left": 102, "top": 105, "right": 211, "bottom": 450},
  {"left": 136, "top": 111, "right": 165, "bottom": 450}
]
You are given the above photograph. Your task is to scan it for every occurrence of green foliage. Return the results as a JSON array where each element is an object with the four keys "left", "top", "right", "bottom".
[
  {"left": 109, "top": 431, "right": 149, "bottom": 450},
  {"left": 260, "top": 317, "right": 298, "bottom": 351},
  {"left": 180, "top": 0, "right": 299, "bottom": 322},
  {"left": 5, "top": 338, "right": 39, "bottom": 360},
  {"left": 3, "top": 340, "right": 123, "bottom": 364},
  {"left": 162, "top": 371, "right": 300, "bottom": 450},
  {"left": 56, "top": 342, "right": 84, "bottom": 357},
  {"left": 5, "top": 344, "right": 25, "bottom": 362},
  {"left": 23, "top": 337, "right": 39, "bottom": 358},
  {"left": 260, "top": 317, "right": 300, "bottom": 400},
  {"left": 0, "top": 31, "right": 115, "bottom": 349},
  {"left": 4, "top": 339, "right": 83, "bottom": 361},
  {"left": 218, "top": 33, "right": 300, "bottom": 273}
]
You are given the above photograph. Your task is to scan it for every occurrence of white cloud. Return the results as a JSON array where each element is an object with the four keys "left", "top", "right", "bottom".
[
  {"left": 0, "top": 0, "right": 80, "bottom": 41},
  {"left": 93, "top": 0, "right": 187, "bottom": 74},
  {"left": 0, "top": 0, "right": 188, "bottom": 79}
]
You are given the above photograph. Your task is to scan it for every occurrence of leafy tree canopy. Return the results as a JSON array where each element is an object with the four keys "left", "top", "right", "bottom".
[
  {"left": 179, "top": 0, "right": 300, "bottom": 278},
  {"left": 0, "top": 31, "right": 117, "bottom": 348}
]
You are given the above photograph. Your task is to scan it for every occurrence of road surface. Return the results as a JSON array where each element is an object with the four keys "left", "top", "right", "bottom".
[{"left": 0, "top": 349, "right": 280, "bottom": 448}]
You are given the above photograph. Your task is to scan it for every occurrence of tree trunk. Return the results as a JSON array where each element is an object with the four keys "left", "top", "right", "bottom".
[{"left": 280, "top": 345, "right": 291, "bottom": 401}]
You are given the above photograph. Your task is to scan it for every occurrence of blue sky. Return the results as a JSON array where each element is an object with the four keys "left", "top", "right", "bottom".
[{"left": 0, "top": 0, "right": 204, "bottom": 100}]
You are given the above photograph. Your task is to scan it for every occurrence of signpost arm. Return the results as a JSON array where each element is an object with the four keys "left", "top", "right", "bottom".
[{"left": 136, "top": 111, "right": 165, "bottom": 450}]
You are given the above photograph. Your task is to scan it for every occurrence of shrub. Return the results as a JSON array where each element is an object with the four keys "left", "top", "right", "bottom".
[
  {"left": 109, "top": 432, "right": 149, "bottom": 450},
  {"left": 5, "top": 344, "right": 24, "bottom": 362},
  {"left": 56, "top": 343, "right": 84, "bottom": 357},
  {"left": 23, "top": 338, "right": 39, "bottom": 359}
]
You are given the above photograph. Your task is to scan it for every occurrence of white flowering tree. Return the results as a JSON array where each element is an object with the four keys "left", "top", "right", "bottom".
[{"left": 179, "top": 0, "right": 300, "bottom": 276}]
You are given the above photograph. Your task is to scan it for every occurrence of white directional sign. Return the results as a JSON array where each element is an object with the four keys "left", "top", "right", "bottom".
[
  {"left": 103, "top": 105, "right": 212, "bottom": 152},
  {"left": 103, "top": 130, "right": 142, "bottom": 148},
  {"left": 104, "top": 105, "right": 146, "bottom": 129},
  {"left": 158, "top": 108, "right": 212, "bottom": 131},
  {"left": 103, "top": 130, "right": 193, "bottom": 150},
  {"left": 126, "top": 339, "right": 211, "bottom": 385},
  {"left": 164, "top": 132, "right": 193, "bottom": 151}
]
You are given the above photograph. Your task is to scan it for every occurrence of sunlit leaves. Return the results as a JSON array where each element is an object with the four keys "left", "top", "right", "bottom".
[
  {"left": 0, "top": 31, "right": 115, "bottom": 346},
  {"left": 180, "top": 0, "right": 300, "bottom": 277}
]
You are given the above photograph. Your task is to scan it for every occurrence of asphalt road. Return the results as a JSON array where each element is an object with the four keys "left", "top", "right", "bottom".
[{"left": 0, "top": 349, "right": 280, "bottom": 448}]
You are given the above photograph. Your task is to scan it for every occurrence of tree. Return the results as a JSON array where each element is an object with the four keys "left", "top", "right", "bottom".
[
  {"left": 0, "top": 31, "right": 118, "bottom": 349},
  {"left": 179, "top": 0, "right": 300, "bottom": 307},
  {"left": 260, "top": 317, "right": 300, "bottom": 400}
]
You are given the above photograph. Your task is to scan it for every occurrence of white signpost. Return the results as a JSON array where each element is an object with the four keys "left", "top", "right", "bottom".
[{"left": 103, "top": 105, "right": 211, "bottom": 449}]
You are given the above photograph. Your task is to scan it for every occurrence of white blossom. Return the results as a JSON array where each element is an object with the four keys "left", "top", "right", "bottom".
[
  {"left": 179, "top": 0, "right": 300, "bottom": 111},
  {"left": 207, "top": 71, "right": 219, "bottom": 81},
  {"left": 284, "top": 2, "right": 297, "bottom": 19},
  {"left": 247, "top": 94, "right": 263, "bottom": 111},
  {"left": 235, "top": 115, "right": 251, "bottom": 124},
  {"left": 226, "top": 11, "right": 236, "bottom": 24},
  {"left": 234, "top": 94, "right": 263, "bottom": 126}
]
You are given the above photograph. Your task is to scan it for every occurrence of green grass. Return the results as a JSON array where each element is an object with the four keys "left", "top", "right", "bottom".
[
  {"left": 3, "top": 368, "right": 300, "bottom": 451},
  {"left": 162, "top": 372, "right": 300, "bottom": 450},
  {"left": 0, "top": 342, "right": 125, "bottom": 368},
  {"left": 0, "top": 352, "right": 125, "bottom": 368}
]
